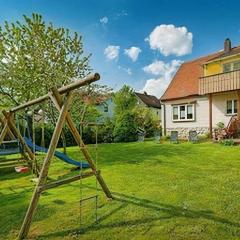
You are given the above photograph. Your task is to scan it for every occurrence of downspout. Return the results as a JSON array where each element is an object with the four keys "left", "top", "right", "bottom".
[{"left": 160, "top": 100, "right": 166, "bottom": 136}]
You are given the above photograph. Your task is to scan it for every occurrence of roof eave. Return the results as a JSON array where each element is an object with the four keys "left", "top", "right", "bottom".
[
  {"left": 203, "top": 52, "right": 240, "bottom": 65},
  {"left": 160, "top": 94, "right": 204, "bottom": 102}
]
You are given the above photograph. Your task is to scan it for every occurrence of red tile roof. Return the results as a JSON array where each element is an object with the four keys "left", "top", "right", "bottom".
[{"left": 160, "top": 51, "right": 223, "bottom": 101}]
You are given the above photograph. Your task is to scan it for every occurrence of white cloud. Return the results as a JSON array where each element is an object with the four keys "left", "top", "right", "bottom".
[
  {"left": 143, "top": 59, "right": 182, "bottom": 77},
  {"left": 126, "top": 68, "right": 132, "bottom": 75},
  {"left": 142, "top": 77, "right": 168, "bottom": 98},
  {"left": 142, "top": 59, "right": 182, "bottom": 97},
  {"left": 118, "top": 65, "right": 132, "bottom": 75},
  {"left": 100, "top": 16, "right": 108, "bottom": 24},
  {"left": 104, "top": 45, "right": 120, "bottom": 60},
  {"left": 114, "top": 10, "right": 128, "bottom": 19},
  {"left": 124, "top": 47, "right": 141, "bottom": 62},
  {"left": 146, "top": 24, "right": 193, "bottom": 56}
]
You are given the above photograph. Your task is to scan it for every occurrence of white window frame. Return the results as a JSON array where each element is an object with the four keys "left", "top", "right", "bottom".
[
  {"left": 226, "top": 99, "right": 237, "bottom": 115},
  {"left": 172, "top": 104, "right": 195, "bottom": 122}
]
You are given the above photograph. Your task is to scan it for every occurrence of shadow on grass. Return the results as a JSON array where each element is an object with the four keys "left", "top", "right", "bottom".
[
  {"left": 0, "top": 188, "right": 57, "bottom": 237},
  {"left": 68, "top": 142, "right": 203, "bottom": 167},
  {"left": 112, "top": 192, "right": 240, "bottom": 227},
  {"left": 37, "top": 191, "right": 240, "bottom": 239},
  {"left": 0, "top": 171, "right": 30, "bottom": 181}
]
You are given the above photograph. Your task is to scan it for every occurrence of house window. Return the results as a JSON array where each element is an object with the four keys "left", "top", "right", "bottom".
[
  {"left": 180, "top": 106, "right": 185, "bottom": 119},
  {"left": 233, "top": 61, "right": 240, "bottom": 71},
  {"left": 172, "top": 106, "right": 178, "bottom": 120},
  {"left": 172, "top": 104, "right": 195, "bottom": 121},
  {"left": 223, "top": 61, "right": 240, "bottom": 73},
  {"left": 104, "top": 105, "right": 108, "bottom": 112},
  {"left": 226, "top": 100, "right": 237, "bottom": 115},
  {"left": 223, "top": 63, "right": 231, "bottom": 73},
  {"left": 187, "top": 105, "right": 193, "bottom": 119}
]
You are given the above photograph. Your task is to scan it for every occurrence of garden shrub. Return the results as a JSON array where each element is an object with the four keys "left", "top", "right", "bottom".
[
  {"left": 113, "top": 112, "right": 138, "bottom": 142},
  {"left": 198, "top": 133, "right": 210, "bottom": 142},
  {"left": 216, "top": 122, "right": 225, "bottom": 129},
  {"left": 220, "top": 139, "right": 235, "bottom": 146},
  {"left": 99, "top": 118, "right": 115, "bottom": 143},
  {"left": 161, "top": 135, "right": 170, "bottom": 141}
]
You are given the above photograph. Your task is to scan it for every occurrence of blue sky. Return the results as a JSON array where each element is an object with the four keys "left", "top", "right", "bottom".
[{"left": 0, "top": 0, "right": 240, "bottom": 97}]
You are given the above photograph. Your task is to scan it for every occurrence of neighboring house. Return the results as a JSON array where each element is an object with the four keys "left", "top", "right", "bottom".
[
  {"left": 160, "top": 38, "right": 240, "bottom": 139},
  {"left": 134, "top": 92, "right": 161, "bottom": 121},
  {"left": 96, "top": 97, "right": 115, "bottom": 122}
]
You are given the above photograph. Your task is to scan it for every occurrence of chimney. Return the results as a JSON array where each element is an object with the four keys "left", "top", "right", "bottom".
[
  {"left": 224, "top": 38, "right": 231, "bottom": 53},
  {"left": 144, "top": 91, "right": 147, "bottom": 95}
]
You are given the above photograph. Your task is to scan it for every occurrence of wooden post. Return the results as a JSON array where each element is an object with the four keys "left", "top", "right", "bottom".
[
  {"left": 237, "top": 90, "right": 240, "bottom": 119},
  {"left": 50, "top": 87, "right": 113, "bottom": 199},
  {"left": 0, "top": 116, "right": 16, "bottom": 141},
  {"left": 0, "top": 115, "right": 29, "bottom": 164},
  {"left": 18, "top": 92, "right": 73, "bottom": 240},
  {"left": 209, "top": 93, "right": 213, "bottom": 139},
  {"left": 0, "top": 123, "right": 9, "bottom": 144}
]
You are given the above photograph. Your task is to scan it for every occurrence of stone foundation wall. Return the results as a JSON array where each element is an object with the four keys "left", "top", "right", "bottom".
[{"left": 166, "top": 127, "right": 209, "bottom": 139}]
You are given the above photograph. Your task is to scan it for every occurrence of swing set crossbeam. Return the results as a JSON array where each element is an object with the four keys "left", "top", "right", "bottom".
[{"left": 10, "top": 73, "right": 100, "bottom": 113}]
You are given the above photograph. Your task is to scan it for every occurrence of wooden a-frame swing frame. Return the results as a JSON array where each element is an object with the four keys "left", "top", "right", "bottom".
[{"left": 0, "top": 73, "right": 113, "bottom": 240}]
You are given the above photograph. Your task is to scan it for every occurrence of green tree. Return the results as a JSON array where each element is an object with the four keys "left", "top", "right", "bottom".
[
  {"left": 113, "top": 85, "right": 138, "bottom": 142},
  {"left": 0, "top": 13, "right": 91, "bottom": 107},
  {"left": 113, "top": 112, "right": 138, "bottom": 142},
  {"left": 113, "top": 85, "right": 137, "bottom": 115},
  {"left": 0, "top": 13, "right": 101, "bottom": 152}
]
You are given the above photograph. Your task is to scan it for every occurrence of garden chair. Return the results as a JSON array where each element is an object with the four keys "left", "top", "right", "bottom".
[
  {"left": 188, "top": 130, "right": 199, "bottom": 143},
  {"left": 170, "top": 131, "right": 179, "bottom": 143},
  {"left": 137, "top": 128, "right": 145, "bottom": 142}
]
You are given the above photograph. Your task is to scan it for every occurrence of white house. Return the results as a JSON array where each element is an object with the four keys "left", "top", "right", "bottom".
[{"left": 160, "top": 39, "right": 240, "bottom": 139}]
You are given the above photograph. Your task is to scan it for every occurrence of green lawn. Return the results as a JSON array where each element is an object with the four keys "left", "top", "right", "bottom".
[{"left": 1, "top": 141, "right": 240, "bottom": 240}]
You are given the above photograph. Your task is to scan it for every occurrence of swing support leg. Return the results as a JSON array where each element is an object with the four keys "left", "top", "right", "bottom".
[
  {"left": 18, "top": 92, "right": 73, "bottom": 240},
  {"left": 0, "top": 123, "right": 8, "bottom": 144},
  {"left": 50, "top": 87, "right": 113, "bottom": 199},
  {"left": 1, "top": 111, "right": 40, "bottom": 175},
  {"left": 0, "top": 115, "right": 16, "bottom": 141},
  {"left": 0, "top": 115, "right": 30, "bottom": 164}
]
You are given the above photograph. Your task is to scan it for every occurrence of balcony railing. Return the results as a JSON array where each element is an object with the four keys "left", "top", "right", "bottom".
[{"left": 199, "top": 69, "right": 240, "bottom": 95}]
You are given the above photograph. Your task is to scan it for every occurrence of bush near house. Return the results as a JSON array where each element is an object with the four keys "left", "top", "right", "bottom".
[
  {"left": 111, "top": 85, "right": 159, "bottom": 142},
  {"left": 134, "top": 105, "right": 159, "bottom": 138},
  {"left": 113, "top": 112, "right": 138, "bottom": 142}
]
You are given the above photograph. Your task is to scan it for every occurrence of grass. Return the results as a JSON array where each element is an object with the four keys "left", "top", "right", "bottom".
[{"left": 0, "top": 141, "right": 240, "bottom": 240}]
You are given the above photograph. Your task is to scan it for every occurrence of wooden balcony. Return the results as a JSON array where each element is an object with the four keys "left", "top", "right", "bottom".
[{"left": 199, "top": 69, "right": 240, "bottom": 95}]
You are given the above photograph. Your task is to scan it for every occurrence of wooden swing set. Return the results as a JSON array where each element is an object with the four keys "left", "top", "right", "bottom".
[{"left": 0, "top": 73, "right": 113, "bottom": 239}]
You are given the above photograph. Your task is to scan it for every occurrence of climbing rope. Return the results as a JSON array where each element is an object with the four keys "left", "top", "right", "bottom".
[{"left": 78, "top": 120, "right": 99, "bottom": 229}]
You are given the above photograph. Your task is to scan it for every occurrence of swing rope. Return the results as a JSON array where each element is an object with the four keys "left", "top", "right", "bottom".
[
  {"left": 78, "top": 112, "right": 99, "bottom": 229},
  {"left": 31, "top": 109, "right": 36, "bottom": 178},
  {"left": 94, "top": 124, "right": 99, "bottom": 223}
]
